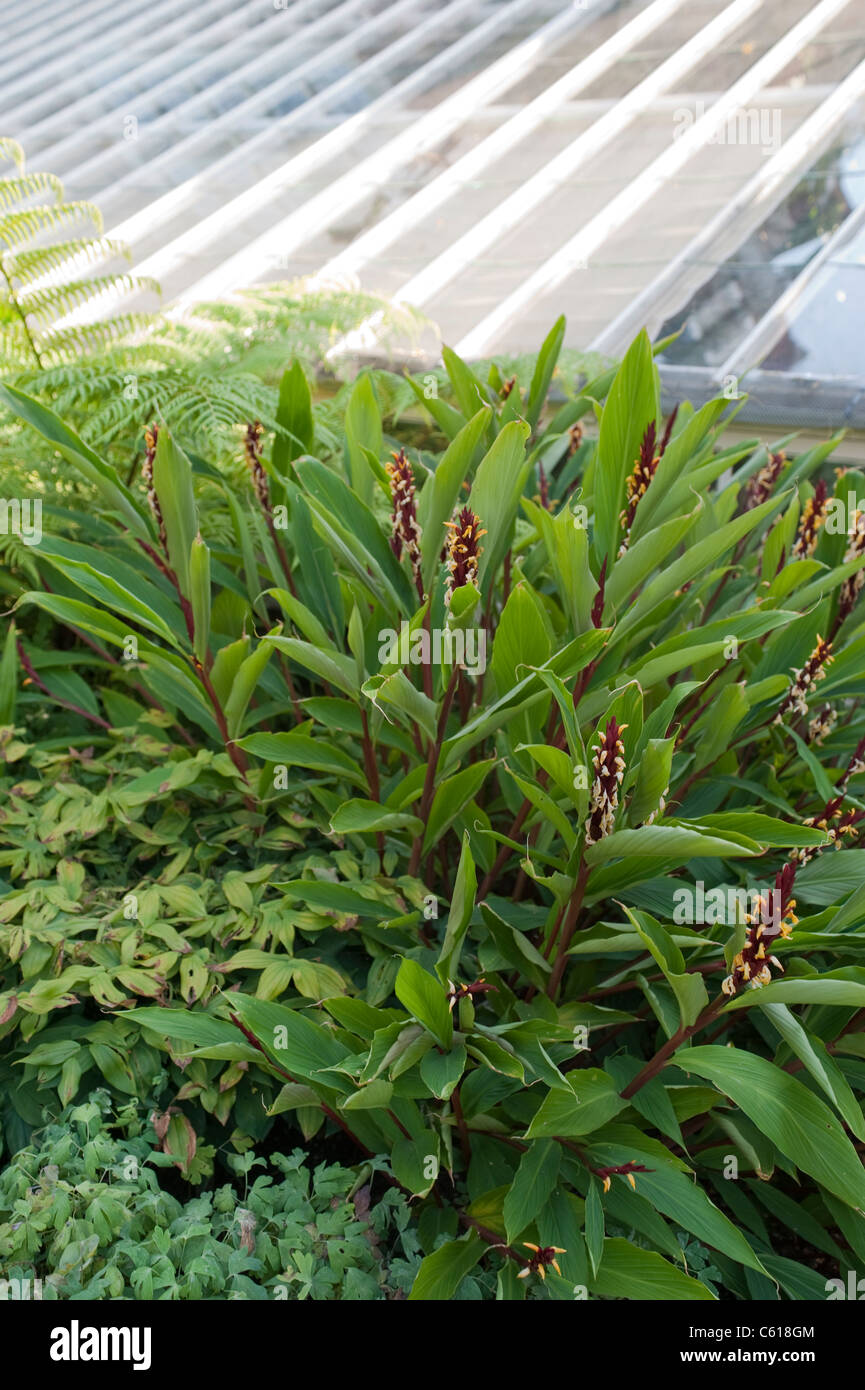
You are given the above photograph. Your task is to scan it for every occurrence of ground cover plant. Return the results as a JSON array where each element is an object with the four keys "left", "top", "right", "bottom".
[
  {"left": 0, "top": 1090, "right": 420, "bottom": 1300},
  {"left": 3, "top": 316, "right": 865, "bottom": 1301}
]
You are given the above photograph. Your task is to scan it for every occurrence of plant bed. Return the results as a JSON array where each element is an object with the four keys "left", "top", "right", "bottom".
[{"left": 2, "top": 319, "right": 865, "bottom": 1302}]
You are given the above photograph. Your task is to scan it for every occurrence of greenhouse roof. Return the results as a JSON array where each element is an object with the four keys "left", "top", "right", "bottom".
[{"left": 2, "top": 0, "right": 864, "bottom": 427}]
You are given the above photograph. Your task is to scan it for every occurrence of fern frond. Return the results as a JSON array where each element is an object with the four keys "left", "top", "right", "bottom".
[
  {"left": 0, "top": 140, "right": 24, "bottom": 172},
  {"left": 38, "top": 312, "right": 158, "bottom": 362},
  {"left": 5, "top": 238, "right": 133, "bottom": 283},
  {"left": 0, "top": 201, "right": 102, "bottom": 249},
  {"left": 0, "top": 323, "right": 32, "bottom": 367},
  {"left": 19, "top": 274, "right": 160, "bottom": 324},
  {"left": 0, "top": 172, "right": 64, "bottom": 208}
]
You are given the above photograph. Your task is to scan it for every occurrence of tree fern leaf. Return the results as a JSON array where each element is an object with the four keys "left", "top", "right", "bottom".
[
  {"left": 0, "top": 172, "right": 64, "bottom": 208},
  {"left": 0, "top": 202, "right": 102, "bottom": 249},
  {"left": 0, "top": 139, "right": 24, "bottom": 172},
  {"left": 19, "top": 274, "right": 160, "bottom": 323},
  {"left": 5, "top": 238, "right": 134, "bottom": 283}
]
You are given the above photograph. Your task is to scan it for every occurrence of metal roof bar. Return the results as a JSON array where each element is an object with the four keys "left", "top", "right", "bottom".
[
  {"left": 315, "top": 0, "right": 693, "bottom": 286},
  {"left": 6, "top": 0, "right": 282, "bottom": 136},
  {"left": 120, "top": 0, "right": 560, "bottom": 295},
  {"left": 590, "top": 56, "right": 865, "bottom": 356},
  {"left": 384, "top": 0, "right": 762, "bottom": 315},
  {"left": 0, "top": 0, "right": 156, "bottom": 92},
  {"left": 171, "top": 0, "right": 607, "bottom": 307},
  {"left": 718, "top": 192, "right": 865, "bottom": 380},
  {"left": 0, "top": 0, "right": 125, "bottom": 73},
  {"left": 62, "top": 0, "right": 420, "bottom": 206},
  {"left": 454, "top": 0, "right": 855, "bottom": 358},
  {"left": 95, "top": 0, "right": 466, "bottom": 247},
  {"left": 24, "top": 0, "right": 343, "bottom": 168}
]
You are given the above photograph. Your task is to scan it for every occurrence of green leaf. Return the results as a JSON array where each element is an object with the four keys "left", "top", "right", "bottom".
[
  {"left": 236, "top": 730, "right": 365, "bottom": 785},
  {"left": 586, "top": 1137, "right": 766, "bottom": 1273},
  {"left": 760, "top": 1002, "right": 865, "bottom": 1140},
  {"left": 420, "top": 1045, "right": 466, "bottom": 1100},
  {"left": 344, "top": 373, "right": 382, "bottom": 506},
  {"left": 469, "top": 420, "right": 531, "bottom": 590},
  {"left": 490, "top": 582, "right": 552, "bottom": 697},
  {"left": 418, "top": 407, "right": 490, "bottom": 586},
  {"left": 391, "top": 1133, "right": 440, "bottom": 1195},
  {"left": 624, "top": 908, "right": 708, "bottom": 1028},
  {"left": 340, "top": 1078, "right": 393, "bottom": 1111},
  {"left": 442, "top": 345, "right": 489, "bottom": 421},
  {"left": 364, "top": 669, "right": 437, "bottom": 743},
  {"left": 330, "top": 799, "right": 423, "bottom": 836},
  {"left": 273, "top": 360, "right": 313, "bottom": 469},
  {"left": 525, "top": 1070, "right": 627, "bottom": 1138},
  {"left": 591, "top": 1239, "right": 715, "bottom": 1300},
  {"left": 724, "top": 969, "right": 865, "bottom": 1011},
  {"left": 408, "top": 1231, "right": 484, "bottom": 1300},
  {"left": 267, "top": 634, "right": 359, "bottom": 699},
  {"left": 677, "top": 1045, "right": 865, "bottom": 1209},
  {"left": 189, "top": 535, "right": 211, "bottom": 664},
  {"left": 0, "top": 382, "right": 149, "bottom": 537},
  {"left": 0, "top": 620, "right": 17, "bottom": 724},
  {"left": 299, "top": 457, "right": 413, "bottom": 614},
  {"left": 152, "top": 427, "right": 198, "bottom": 597},
  {"left": 584, "top": 1178, "right": 604, "bottom": 1279},
  {"left": 223, "top": 629, "right": 277, "bottom": 738},
  {"left": 436, "top": 833, "right": 477, "bottom": 985},
  {"left": 526, "top": 315, "right": 565, "bottom": 429},
  {"left": 503, "top": 1140, "right": 561, "bottom": 1243},
  {"left": 422, "top": 758, "right": 495, "bottom": 854},
  {"left": 594, "top": 330, "right": 658, "bottom": 567},
  {"left": 395, "top": 958, "right": 453, "bottom": 1049},
  {"left": 585, "top": 824, "right": 760, "bottom": 866},
  {"left": 627, "top": 738, "right": 674, "bottom": 826}
]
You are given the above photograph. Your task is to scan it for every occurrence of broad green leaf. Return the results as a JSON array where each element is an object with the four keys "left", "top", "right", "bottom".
[
  {"left": 420, "top": 1045, "right": 466, "bottom": 1100},
  {"left": 329, "top": 799, "right": 423, "bottom": 836},
  {"left": 408, "top": 1232, "right": 484, "bottom": 1300},
  {"left": 591, "top": 1239, "right": 715, "bottom": 1300},
  {"left": 436, "top": 833, "right": 477, "bottom": 985},
  {"left": 525, "top": 1070, "right": 627, "bottom": 1138},
  {"left": 395, "top": 958, "right": 452, "bottom": 1048},
  {"left": 0, "top": 382, "right": 149, "bottom": 537},
  {"left": 594, "top": 330, "right": 658, "bottom": 567},
  {"left": 236, "top": 730, "right": 365, "bottom": 785},
  {"left": 273, "top": 360, "right": 313, "bottom": 470},
  {"left": 503, "top": 1140, "right": 561, "bottom": 1243},
  {"left": 152, "top": 427, "right": 198, "bottom": 597},
  {"left": 422, "top": 758, "right": 495, "bottom": 854},
  {"left": 470, "top": 420, "right": 531, "bottom": 589},
  {"left": 344, "top": 373, "right": 381, "bottom": 505},
  {"left": 677, "top": 1045, "right": 865, "bottom": 1209},
  {"left": 418, "top": 406, "right": 490, "bottom": 586}
]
